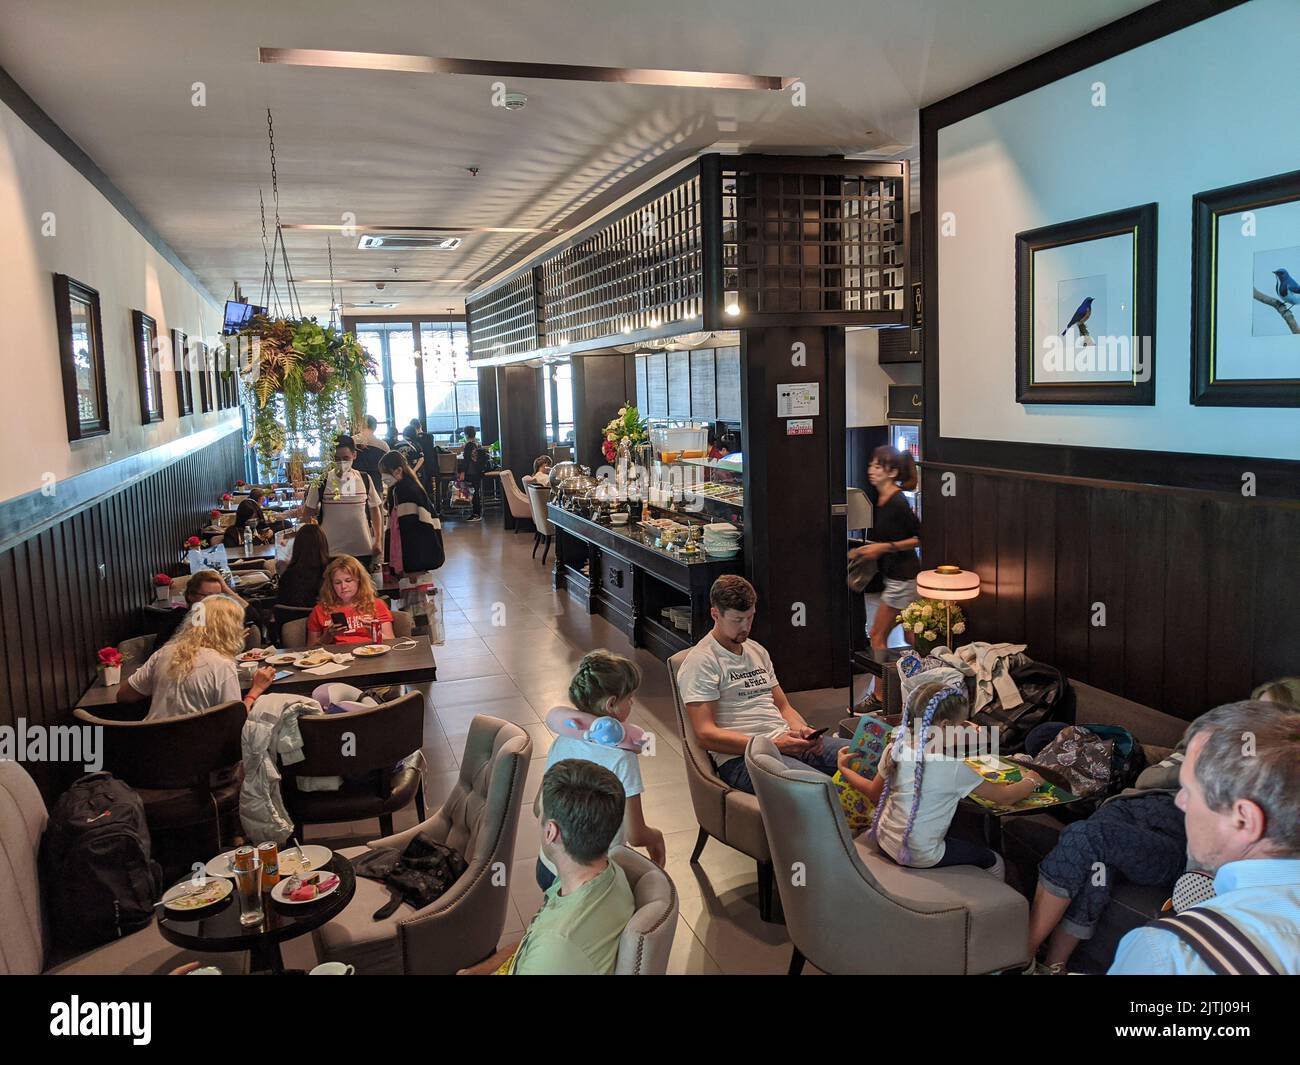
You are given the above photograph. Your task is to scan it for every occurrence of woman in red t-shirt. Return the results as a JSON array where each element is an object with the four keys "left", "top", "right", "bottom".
[{"left": 307, "top": 555, "right": 394, "bottom": 646}]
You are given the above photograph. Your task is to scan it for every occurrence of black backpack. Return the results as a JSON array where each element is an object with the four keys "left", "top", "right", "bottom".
[
  {"left": 968, "top": 659, "right": 1076, "bottom": 754},
  {"left": 41, "top": 773, "right": 163, "bottom": 951}
]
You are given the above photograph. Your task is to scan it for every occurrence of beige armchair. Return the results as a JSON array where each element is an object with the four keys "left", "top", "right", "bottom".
[
  {"left": 280, "top": 608, "right": 414, "bottom": 649},
  {"left": 314, "top": 715, "right": 533, "bottom": 974},
  {"left": 610, "top": 847, "right": 679, "bottom": 975},
  {"left": 498, "top": 469, "right": 535, "bottom": 531},
  {"left": 744, "top": 734, "right": 1029, "bottom": 975},
  {"left": 667, "top": 650, "right": 776, "bottom": 921}
]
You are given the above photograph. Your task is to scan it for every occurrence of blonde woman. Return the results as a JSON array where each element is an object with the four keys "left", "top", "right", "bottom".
[
  {"left": 117, "top": 595, "right": 275, "bottom": 721},
  {"left": 307, "top": 555, "right": 394, "bottom": 646}
]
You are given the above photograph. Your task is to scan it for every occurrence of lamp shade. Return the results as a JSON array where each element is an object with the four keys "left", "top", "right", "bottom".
[{"left": 917, "top": 565, "right": 980, "bottom": 601}]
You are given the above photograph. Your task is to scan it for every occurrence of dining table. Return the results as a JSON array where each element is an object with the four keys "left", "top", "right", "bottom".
[
  {"left": 156, "top": 855, "right": 356, "bottom": 974},
  {"left": 75, "top": 636, "right": 439, "bottom": 712}
]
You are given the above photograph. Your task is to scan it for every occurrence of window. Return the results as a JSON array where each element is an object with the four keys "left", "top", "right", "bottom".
[
  {"left": 54, "top": 274, "right": 109, "bottom": 440},
  {"left": 132, "top": 310, "right": 163, "bottom": 424},
  {"left": 347, "top": 317, "right": 479, "bottom": 446},
  {"left": 173, "top": 330, "right": 193, "bottom": 415},
  {"left": 544, "top": 361, "right": 573, "bottom": 445}
]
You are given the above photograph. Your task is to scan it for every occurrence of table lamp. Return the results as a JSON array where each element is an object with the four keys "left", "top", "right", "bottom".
[{"left": 916, "top": 565, "right": 980, "bottom": 648}]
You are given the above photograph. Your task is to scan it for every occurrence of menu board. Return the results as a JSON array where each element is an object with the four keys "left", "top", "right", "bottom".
[
  {"left": 667, "top": 351, "right": 691, "bottom": 417},
  {"left": 635, "top": 356, "right": 649, "bottom": 413},
  {"left": 715, "top": 346, "right": 742, "bottom": 423},
  {"left": 646, "top": 353, "right": 668, "bottom": 418},
  {"left": 690, "top": 348, "right": 716, "bottom": 420}
]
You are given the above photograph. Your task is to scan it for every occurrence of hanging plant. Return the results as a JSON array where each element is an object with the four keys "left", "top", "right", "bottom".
[{"left": 239, "top": 314, "right": 374, "bottom": 473}]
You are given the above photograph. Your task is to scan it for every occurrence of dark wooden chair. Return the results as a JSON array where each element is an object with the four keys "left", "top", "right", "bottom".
[
  {"left": 281, "top": 691, "right": 427, "bottom": 840},
  {"left": 72, "top": 701, "right": 246, "bottom": 878}
]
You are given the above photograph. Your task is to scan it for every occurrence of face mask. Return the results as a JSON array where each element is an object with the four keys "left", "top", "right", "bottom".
[
  {"left": 337, "top": 459, "right": 353, "bottom": 473},
  {"left": 381, "top": 473, "right": 397, "bottom": 488}
]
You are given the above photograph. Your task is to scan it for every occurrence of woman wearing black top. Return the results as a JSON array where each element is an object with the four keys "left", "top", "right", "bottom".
[
  {"left": 223, "top": 488, "right": 267, "bottom": 547},
  {"left": 849, "top": 445, "right": 920, "bottom": 708},
  {"left": 275, "top": 523, "right": 332, "bottom": 608},
  {"left": 379, "top": 450, "right": 446, "bottom": 574}
]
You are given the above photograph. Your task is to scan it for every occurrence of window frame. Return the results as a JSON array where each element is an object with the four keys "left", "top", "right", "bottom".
[{"left": 53, "top": 274, "right": 110, "bottom": 441}]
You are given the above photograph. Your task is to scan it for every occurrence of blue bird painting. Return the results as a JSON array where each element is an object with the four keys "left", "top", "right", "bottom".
[
  {"left": 1061, "top": 295, "right": 1095, "bottom": 336},
  {"left": 1273, "top": 268, "right": 1300, "bottom": 307}
]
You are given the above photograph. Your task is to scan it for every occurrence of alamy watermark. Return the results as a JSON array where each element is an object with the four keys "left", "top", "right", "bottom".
[{"left": 1, "top": 718, "right": 103, "bottom": 772}]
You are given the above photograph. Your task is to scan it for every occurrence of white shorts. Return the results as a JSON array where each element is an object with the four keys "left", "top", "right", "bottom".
[{"left": 881, "top": 577, "right": 917, "bottom": 610}]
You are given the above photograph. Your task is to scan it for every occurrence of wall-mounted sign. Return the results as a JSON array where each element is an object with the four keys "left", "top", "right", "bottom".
[
  {"left": 912, "top": 281, "right": 923, "bottom": 329},
  {"left": 777, "top": 382, "right": 820, "bottom": 417},
  {"left": 887, "top": 384, "right": 923, "bottom": 421},
  {"left": 786, "top": 418, "right": 814, "bottom": 436}
]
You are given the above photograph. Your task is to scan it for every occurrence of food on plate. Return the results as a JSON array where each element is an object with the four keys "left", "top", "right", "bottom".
[
  {"left": 265, "top": 653, "right": 300, "bottom": 666},
  {"left": 297, "top": 649, "right": 334, "bottom": 668},
  {"left": 236, "top": 648, "right": 268, "bottom": 662},
  {"left": 353, "top": 644, "right": 390, "bottom": 657},
  {"left": 285, "top": 871, "right": 339, "bottom": 901},
  {"left": 166, "top": 879, "right": 229, "bottom": 909}
]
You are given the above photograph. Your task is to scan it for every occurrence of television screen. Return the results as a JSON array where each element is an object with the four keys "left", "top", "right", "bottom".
[{"left": 222, "top": 300, "right": 254, "bottom": 335}]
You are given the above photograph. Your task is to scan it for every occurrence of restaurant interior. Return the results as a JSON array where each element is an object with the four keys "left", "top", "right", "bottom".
[{"left": 0, "top": 0, "right": 1297, "bottom": 989}]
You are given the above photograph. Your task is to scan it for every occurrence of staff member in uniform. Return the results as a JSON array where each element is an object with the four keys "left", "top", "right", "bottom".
[{"left": 303, "top": 435, "right": 384, "bottom": 571}]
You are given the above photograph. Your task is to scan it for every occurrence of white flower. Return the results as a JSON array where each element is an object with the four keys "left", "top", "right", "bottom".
[
  {"left": 920, "top": 604, "right": 932, "bottom": 617},
  {"left": 923, "top": 630, "right": 937, "bottom": 641},
  {"left": 912, "top": 622, "right": 925, "bottom": 634},
  {"left": 619, "top": 406, "right": 627, "bottom": 415},
  {"left": 607, "top": 432, "right": 616, "bottom": 441},
  {"left": 952, "top": 622, "right": 966, "bottom": 634}
]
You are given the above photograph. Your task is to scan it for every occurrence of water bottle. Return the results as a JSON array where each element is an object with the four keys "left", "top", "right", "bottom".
[{"left": 243, "top": 525, "right": 254, "bottom": 553}]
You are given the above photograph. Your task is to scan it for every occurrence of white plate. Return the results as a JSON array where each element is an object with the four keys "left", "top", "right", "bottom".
[
  {"left": 353, "top": 644, "right": 391, "bottom": 657},
  {"left": 272, "top": 871, "right": 342, "bottom": 905},
  {"left": 265, "top": 652, "right": 302, "bottom": 666},
  {"left": 206, "top": 844, "right": 332, "bottom": 879},
  {"left": 162, "top": 877, "right": 232, "bottom": 911},
  {"left": 236, "top": 649, "right": 271, "bottom": 663}
]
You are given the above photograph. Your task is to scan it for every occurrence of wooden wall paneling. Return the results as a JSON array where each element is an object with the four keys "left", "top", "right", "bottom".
[
  {"left": 54, "top": 521, "right": 81, "bottom": 711},
  {"left": 1085, "top": 488, "right": 1127, "bottom": 696},
  {"left": 12, "top": 541, "right": 45, "bottom": 723},
  {"left": 994, "top": 476, "right": 1026, "bottom": 643},
  {"left": 1204, "top": 498, "right": 1254, "bottom": 709},
  {"left": 1022, "top": 478, "right": 1058, "bottom": 665},
  {"left": 1250, "top": 503, "right": 1299, "bottom": 692},
  {"left": 0, "top": 551, "right": 20, "bottom": 727},
  {"left": 968, "top": 474, "right": 999, "bottom": 642},
  {"left": 1161, "top": 498, "right": 1211, "bottom": 716},
  {"left": 1124, "top": 500, "right": 1161, "bottom": 709},
  {"left": 37, "top": 534, "right": 67, "bottom": 714},
  {"left": 1052, "top": 484, "right": 1090, "bottom": 680}
]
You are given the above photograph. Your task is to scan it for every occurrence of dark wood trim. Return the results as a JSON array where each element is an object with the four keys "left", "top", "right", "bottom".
[
  {"left": 131, "top": 309, "right": 164, "bottom": 424},
  {"left": 0, "top": 64, "right": 221, "bottom": 310},
  {"left": 53, "top": 274, "right": 110, "bottom": 441},
  {"left": 173, "top": 329, "right": 193, "bottom": 416},
  {"left": 1191, "top": 167, "right": 1300, "bottom": 407},
  {"left": 699, "top": 153, "right": 724, "bottom": 331},
  {"left": 920, "top": 0, "right": 1295, "bottom": 492},
  {"left": 1014, "top": 203, "right": 1157, "bottom": 405}
]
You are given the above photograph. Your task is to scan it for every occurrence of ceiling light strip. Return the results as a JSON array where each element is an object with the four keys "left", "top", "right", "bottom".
[
  {"left": 280, "top": 223, "right": 562, "bottom": 235},
  {"left": 259, "top": 48, "right": 796, "bottom": 91}
]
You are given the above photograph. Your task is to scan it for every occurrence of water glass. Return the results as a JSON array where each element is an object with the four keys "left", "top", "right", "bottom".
[{"left": 232, "top": 859, "right": 264, "bottom": 927}]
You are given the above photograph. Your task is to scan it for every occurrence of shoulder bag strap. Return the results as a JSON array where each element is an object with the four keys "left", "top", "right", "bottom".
[{"left": 1153, "top": 908, "right": 1280, "bottom": 975}]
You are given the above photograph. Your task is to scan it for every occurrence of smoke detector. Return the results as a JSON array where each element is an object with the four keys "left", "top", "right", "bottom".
[{"left": 503, "top": 91, "right": 528, "bottom": 111}]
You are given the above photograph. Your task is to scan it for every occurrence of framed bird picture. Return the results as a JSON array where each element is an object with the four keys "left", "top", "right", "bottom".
[
  {"left": 1014, "top": 203, "right": 1157, "bottom": 405},
  {"left": 1191, "top": 168, "right": 1300, "bottom": 406}
]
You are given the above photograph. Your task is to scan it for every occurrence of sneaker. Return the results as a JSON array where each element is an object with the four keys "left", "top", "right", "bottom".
[
  {"left": 467, "top": 515, "right": 482, "bottom": 522},
  {"left": 853, "top": 695, "right": 884, "bottom": 716}
]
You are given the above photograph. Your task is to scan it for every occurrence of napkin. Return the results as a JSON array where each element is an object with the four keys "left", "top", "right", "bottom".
[{"left": 303, "top": 661, "right": 349, "bottom": 676}]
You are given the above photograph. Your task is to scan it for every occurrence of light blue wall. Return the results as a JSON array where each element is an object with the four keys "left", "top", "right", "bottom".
[{"left": 937, "top": 0, "right": 1300, "bottom": 461}]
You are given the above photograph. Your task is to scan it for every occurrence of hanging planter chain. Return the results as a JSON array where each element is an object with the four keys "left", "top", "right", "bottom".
[{"left": 259, "top": 108, "right": 303, "bottom": 320}]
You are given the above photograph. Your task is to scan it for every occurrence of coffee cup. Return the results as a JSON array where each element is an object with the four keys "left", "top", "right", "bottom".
[{"left": 309, "top": 961, "right": 355, "bottom": 975}]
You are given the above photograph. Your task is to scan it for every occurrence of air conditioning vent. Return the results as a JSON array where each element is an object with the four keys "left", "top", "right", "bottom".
[{"left": 357, "top": 235, "right": 462, "bottom": 251}]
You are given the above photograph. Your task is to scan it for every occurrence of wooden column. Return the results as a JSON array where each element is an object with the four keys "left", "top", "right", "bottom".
[
  {"left": 571, "top": 354, "right": 631, "bottom": 471},
  {"left": 476, "top": 366, "right": 499, "bottom": 449},
  {"left": 740, "top": 326, "right": 849, "bottom": 692},
  {"left": 494, "top": 364, "right": 545, "bottom": 483}
]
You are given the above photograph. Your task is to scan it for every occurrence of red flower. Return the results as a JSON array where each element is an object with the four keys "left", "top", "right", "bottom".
[
  {"left": 221, "top": 492, "right": 233, "bottom": 501},
  {"left": 97, "top": 647, "right": 123, "bottom": 668},
  {"left": 153, "top": 573, "right": 173, "bottom": 586},
  {"left": 186, "top": 535, "right": 202, "bottom": 548},
  {"left": 602, "top": 441, "right": 617, "bottom": 462},
  {"left": 235, "top": 480, "right": 246, "bottom": 487},
  {"left": 210, "top": 509, "right": 221, "bottom": 518}
]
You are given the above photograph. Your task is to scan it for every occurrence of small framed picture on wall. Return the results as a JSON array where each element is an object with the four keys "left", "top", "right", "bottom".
[
  {"left": 1191, "top": 168, "right": 1300, "bottom": 406},
  {"left": 131, "top": 310, "right": 163, "bottom": 424},
  {"left": 173, "top": 329, "right": 193, "bottom": 416},
  {"left": 53, "top": 274, "right": 111, "bottom": 440},
  {"left": 1014, "top": 203, "right": 1157, "bottom": 405}
]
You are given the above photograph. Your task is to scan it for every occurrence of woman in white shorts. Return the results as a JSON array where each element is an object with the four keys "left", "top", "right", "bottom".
[{"left": 848, "top": 445, "right": 921, "bottom": 710}]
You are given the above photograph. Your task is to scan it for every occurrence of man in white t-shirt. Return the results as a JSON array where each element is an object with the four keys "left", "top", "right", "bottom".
[
  {"left": 303, "top": 435, "right": 384, "bottom": 570},
  {"left": 677, "top": 574, "right": 849, "bottom": 794}
]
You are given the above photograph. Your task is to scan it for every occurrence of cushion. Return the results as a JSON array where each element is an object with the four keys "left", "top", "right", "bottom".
[
  {"left": 310, "top": 845, "right": 415, "bottom": 975},
  {"left": 136, "top": 773, "right": 242, "bottom": 830},
  {"left": 854, "top": 837, "right": 1028, "bottom": 974}
]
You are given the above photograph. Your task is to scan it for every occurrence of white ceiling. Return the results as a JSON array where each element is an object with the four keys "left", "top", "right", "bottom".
[{"left": 0, "top": 0, "right": 1151, "bottom": 316}]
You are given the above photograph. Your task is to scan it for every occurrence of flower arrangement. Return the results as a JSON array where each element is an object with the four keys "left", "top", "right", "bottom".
[
  {"left": 185, "top": 535, "right": 202, "bottom": 548},
  {"left": 601, "top": 403, "right": 649, "bottom": 464},
  {"left": 221, "top": 492, "right": 233, "bottom": 501},
  {"left": 235, "top": 479, "right": 247, "bottom": 488},
  {"left": 153, "top": 573, "right": 173, "bottom": 587},
  {"left": 237, "top": 315, "right": 375, "bottom": 474},
  {"left": 210, "top": 508, "right": 221, "bottom": 519},
  {"left": 97, "top": 647, "right": 124, "bottom": 668},
  {"left": 896, "top": 597, "right": 967, "bottom": 653}
]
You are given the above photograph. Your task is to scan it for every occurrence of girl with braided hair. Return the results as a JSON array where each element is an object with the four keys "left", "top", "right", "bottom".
[
  {"left": 533, "top": 649, "right": 667, "bottom": 891},
  {"left": 844, "top": 680, "right": 1045, "bottom": 872}
]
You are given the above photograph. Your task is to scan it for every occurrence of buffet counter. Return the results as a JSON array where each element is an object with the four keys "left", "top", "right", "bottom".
[{"left": 547, "top": 504, "right": 743, "bottom": 660}]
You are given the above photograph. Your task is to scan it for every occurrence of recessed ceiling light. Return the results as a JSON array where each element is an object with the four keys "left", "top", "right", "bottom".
[
  {"left": 358, "top": 234, "right": 462, "bottom": 250},
  {"left": 259, "top": 47, "right": 798, "bottom": 91}
]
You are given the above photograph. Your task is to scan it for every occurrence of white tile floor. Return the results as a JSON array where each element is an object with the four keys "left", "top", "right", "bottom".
[{"left": 297, "top": 513, "right": 849, "bottom": 974}]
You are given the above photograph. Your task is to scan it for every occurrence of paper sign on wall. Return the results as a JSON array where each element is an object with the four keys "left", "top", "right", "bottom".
[
  {"left": 786, "top": 419, "right": 814, "bottom": 436},
  {"left": 777, "top": 382, "right": 820, "bottom": 417}
]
